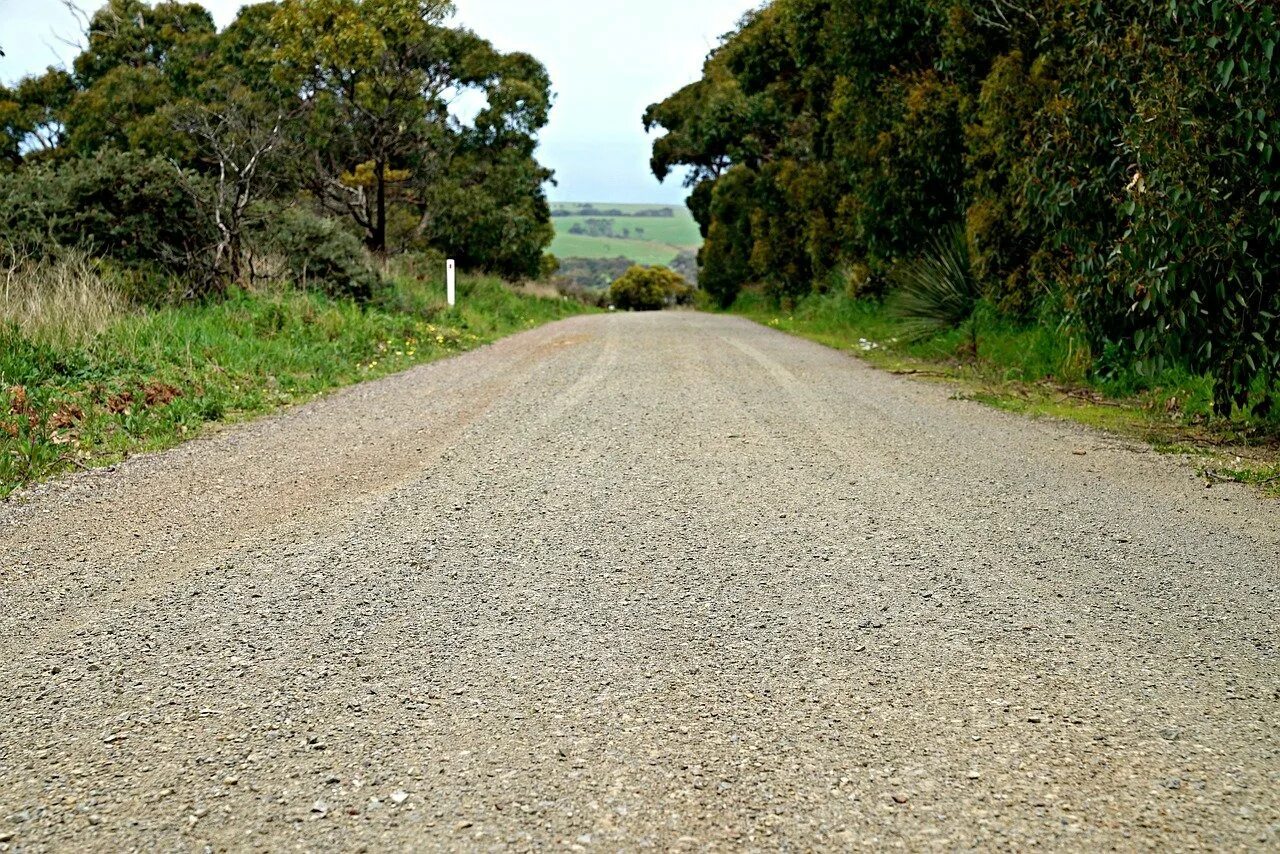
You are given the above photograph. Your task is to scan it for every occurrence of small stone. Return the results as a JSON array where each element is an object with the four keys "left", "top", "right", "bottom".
[
  {"left": 312, "top": 801, "right": 329, "bottom": 816},
  {"left": 390, "top": 790, "right": 409, "bottom": 805},
  {"left": 892, "top": 793, "right": 909, "bottom": 804},
  {"left": 966, "top": 771, "right": 981, "bottom": 780}
]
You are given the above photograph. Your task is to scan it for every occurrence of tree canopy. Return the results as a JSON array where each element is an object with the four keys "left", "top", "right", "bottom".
[
  {"left": 0, "top": 0, "right": 557, "bottom": 289},
  {"left": 646, "top": 0, "right": 1280, "bottom": 414}
]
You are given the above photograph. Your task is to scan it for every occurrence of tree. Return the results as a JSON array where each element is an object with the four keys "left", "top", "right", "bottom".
[
  {"left": 271, "top": 0, "right": 463, "bottom": 254},
  {"left": 172, "top": 85, "right": 295, "bottom": 285},
  {"left": 417, "top": 144, "right": 553, "bottom": 278},
  {"left": 404, "top": 40, "right": 555, "bottom": 276},
  {"left": 0, "top": 71, "right": 76, "bottom": 169},
  {"left": 63, "top": 0, "right": 219, "bottom": 158}
]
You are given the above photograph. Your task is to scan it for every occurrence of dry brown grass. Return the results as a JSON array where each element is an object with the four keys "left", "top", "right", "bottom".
[
  {"left": 0, "top": 250, "right": 129, "bottom": 348},
  {"left": 511, "top": 280, "right": 561, "bottom": 300}
]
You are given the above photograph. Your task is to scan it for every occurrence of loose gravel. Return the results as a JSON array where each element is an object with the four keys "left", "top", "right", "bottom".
[{"left": 1, "top": 312, "right": 1277, "bottom": 851}]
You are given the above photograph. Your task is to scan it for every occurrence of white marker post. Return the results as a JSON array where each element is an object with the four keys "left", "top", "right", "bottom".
[{"left": 446, "top": 259, "right": 456, "bottom": 307}]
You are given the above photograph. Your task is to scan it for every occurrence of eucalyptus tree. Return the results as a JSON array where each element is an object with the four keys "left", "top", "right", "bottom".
[{"left": 272, "top": 0, "right": 463, "bottom": 254}]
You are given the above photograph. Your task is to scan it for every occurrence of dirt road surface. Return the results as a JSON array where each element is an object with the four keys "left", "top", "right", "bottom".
[{"left": 2, "top": 313, "right": 1277, "bottom": 851}]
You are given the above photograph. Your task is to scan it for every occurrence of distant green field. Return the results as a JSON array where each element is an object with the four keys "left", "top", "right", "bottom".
[
  {"left": 550, "top": 234, "right": 690, "bottom": 266},
  {"left": 549, "top": 202, "right": 700, "bottom": 267}
]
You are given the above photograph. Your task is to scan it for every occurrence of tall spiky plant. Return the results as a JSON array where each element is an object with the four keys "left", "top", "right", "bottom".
[{"left": 888, "top": 225, "right": 980, "bottom": 352}]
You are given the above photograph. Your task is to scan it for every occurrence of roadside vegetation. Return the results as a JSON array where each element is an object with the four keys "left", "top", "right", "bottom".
[
  {"left": 646, "top": 0, "right": 1280, "bottom": 486},
  {"left": 609, "top": 265, "right": 694, "bottom": 311},
  {"left": 0, "top": 0, "right": 585, "bottom": 498},
  {"left": 1, "top": 262, "right": 588, "bottom": 498},
  {"left": 646, "top": 0, "right": 1279, "bottom": 422}
]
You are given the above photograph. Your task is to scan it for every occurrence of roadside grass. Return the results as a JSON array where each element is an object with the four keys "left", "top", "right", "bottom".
[
  {"left": 731, "top": 288, "right": 1280, "bottom": 494},
  {"left": 1, "top": 272, "right": 592, "bottom": 499},
  {"left": 2, "top": 250, "right": 128, "bottom": 349}
]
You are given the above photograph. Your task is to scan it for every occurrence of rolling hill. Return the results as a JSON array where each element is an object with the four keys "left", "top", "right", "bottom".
[{"left": 549, "top": 202, "right": 701, "bottom": 269}]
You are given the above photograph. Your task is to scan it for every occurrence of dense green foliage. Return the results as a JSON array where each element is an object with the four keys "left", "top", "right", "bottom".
[
  {"left": 0, "top": 150, "right": 212, "bottom": 282},
  {"left": 261, "top": 207, "right": 381, "bottom": 301},
  {"left": 609, "top": 265, "right": 692, "bottom": 311},
  {"left": 646, "top": 0, "right": 1280, "bottom": 414},
  {"left": 0, "top": 0, "right": 557, "bottom": 292}
]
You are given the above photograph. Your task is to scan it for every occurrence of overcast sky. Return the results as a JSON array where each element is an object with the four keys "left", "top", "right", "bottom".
[{"left": 0, "top": 0, "right": 756, "bottom": 203}]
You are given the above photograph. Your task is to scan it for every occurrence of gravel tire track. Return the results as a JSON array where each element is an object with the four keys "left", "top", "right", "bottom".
[{"left": 1, "top": 312, "right": 1277, "bottom": 851}]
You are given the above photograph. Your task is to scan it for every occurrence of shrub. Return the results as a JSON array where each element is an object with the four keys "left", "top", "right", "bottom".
[
  {"left": 0, "top": 150, "right": 212, "bottom": 297},
  {"left": 609, "top": 265, "right": 691, "bottom": 311},
  {"left": 887, "top": 225, "right": 978, "bottom": 344},
  {"left": 414, "top": 150, "right": 555, "bottom": 281},
  {"left": 259, "top": 207, "right": 380, "bottom": 301}
]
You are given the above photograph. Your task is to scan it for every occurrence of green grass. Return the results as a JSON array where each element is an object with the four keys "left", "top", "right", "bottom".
[
  {"left": 551, "top": 215, "right": 701, "bottom": 248},
  {"left": 731, "top": 287, "right": 1280, "bottom": 492},
  {"left": 1, "top": 274, "right": 592, "bottom": 499},
  {"left": 548, "top": 234, "right": 691, "bottom": 266},
  {"left": 549, "top": 203, "right": 701, "bottom": 268}
]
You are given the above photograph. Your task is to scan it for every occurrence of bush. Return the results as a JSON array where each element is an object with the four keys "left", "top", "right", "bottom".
[
  {"left": 609, "top": 265, "right": 691, "bottom": 311},
  {"left": 888, "top": 225, "right": 978, "bottom": 342},
  {"left": 0, "top": 150, "right": 212, "bottom": 299},
  {"left": 414, "top": 150, "right": 555, "bottom": 280},
  {"left": 259, "top": 207, "right": 380, "bottom": 301}
]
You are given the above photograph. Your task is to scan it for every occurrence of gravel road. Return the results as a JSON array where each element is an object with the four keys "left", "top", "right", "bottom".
[{"left": 1, "top": 312, "right": 1277, "bottom": 851}]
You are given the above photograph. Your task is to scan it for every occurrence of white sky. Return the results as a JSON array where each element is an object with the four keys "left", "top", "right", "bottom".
[{"left": 0, "top": 0, "right": 757, "bottom": 203}]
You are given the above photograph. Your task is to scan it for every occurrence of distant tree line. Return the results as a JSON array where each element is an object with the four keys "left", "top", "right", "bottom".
[
  {"left": 645, "top": 0, "right": 1280, "bottom": 414},
  {"left": 566, "top": 219, "right": 647, "bottom": 240},
  {"left": 0, "top": 0, "right": 556, "bottom": 301},
  {"left": 551, "top": 206, "right": 676, "bottom": 218}
]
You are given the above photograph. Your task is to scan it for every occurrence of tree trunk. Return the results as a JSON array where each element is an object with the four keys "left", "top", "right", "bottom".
[
  {"left": 372, "top": 158, "right": 388, "bottom": 254},
  {"left": 227, "top": 232, "right": 243, "bottom": 284}
]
